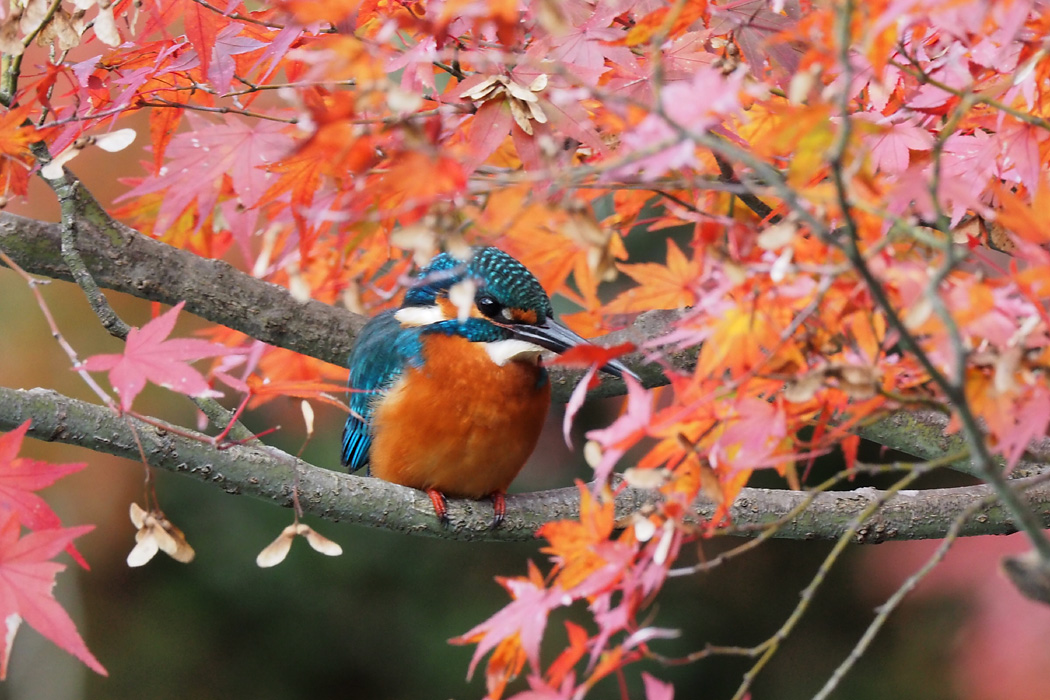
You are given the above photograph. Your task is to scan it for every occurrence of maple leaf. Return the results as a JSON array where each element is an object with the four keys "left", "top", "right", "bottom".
[
  {"left": 537, "top": 484, "right": 617, "bottom": 591},
  {"left": 544, "top": 621, "right": 589, "bottom": 689},
  {"left": 451, "top": 561, "right": 566, "bottom": 698},
  {"left": 0, "top": 422, "right": 88, "bottom": 569},
  {"left": 606, "top": 240, "right": 700, "bottom": 314},
  {"left": 0, "top": 514, "right": 105, "bottom": 679},
  {"left": 585, "top": 376, "right": 652, "bottom": 485},
  {"left": 710, "top": 0, "right": 801, "bottom": 83},
  {"left": 626, "top": 3, "right": 707, "bottom": 47},
  {"left": 642, "top": 672, "right": 675, "bottom": 700},
  {"left": 710, "top": 397, "right": 791, "bottom": 473},
  {"left": 184, "top": 1, "right": 225, "bottom": 79},
  {"left": 0, "top": 104, "right": 36, "bottom": 159},
  {"left": 243, "top": 376, "right": 351, "bottom": 412},
  {"left": 550, "top": 343, "right": 635, "bottom": 447},
  {"left": 209, "top": 24, "right": 269, "bottom": 93},
  {"left": 996, "top": 183, "right": 1050, "bottom": 245},
  {"left": 861, "top": 115, "right": 934, "bottom": 175},
  {"left": 79, "top": 302, "right": 236, "bottom": 411},
  {"left": 119, "top": 115, "right": 293, "bottom": 235},
  {"left": 505, "top": 673, "right": 579, "bottom": 700}
]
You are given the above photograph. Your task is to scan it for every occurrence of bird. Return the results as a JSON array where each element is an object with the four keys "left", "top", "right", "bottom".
[{"left": 341, "top": 246, "right": 635, "bottom": 527}]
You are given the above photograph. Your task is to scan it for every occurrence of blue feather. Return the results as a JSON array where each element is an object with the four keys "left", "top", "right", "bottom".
[{"left": 341, "top": 311, "right": 406, "bottom": 472}]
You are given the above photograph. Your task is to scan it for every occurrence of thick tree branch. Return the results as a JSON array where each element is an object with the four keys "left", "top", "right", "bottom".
[
  {"left": 0, "top": 207, "right": 668, "bottom": 400},
  {"left": 2, "top": 385, "right": 1047, "bottom": 543},
  {"left": 0, "top": 209, "right": 368, "bottom": 368}
]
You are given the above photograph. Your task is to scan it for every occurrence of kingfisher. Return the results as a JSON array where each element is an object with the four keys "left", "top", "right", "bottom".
[{"left": 341, "top": 246, "right": 634, "bottom": 527}]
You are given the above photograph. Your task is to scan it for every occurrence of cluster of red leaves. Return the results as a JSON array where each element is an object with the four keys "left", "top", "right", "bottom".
[
  {"left": 0, "top": 422, "right": 104, "bottom": 678},
  {"left": 453, "top": 483, "right": 679, "bottom": 700},
  {"left": 5, "top": 0, "right": 1050, "bottom": 695}
]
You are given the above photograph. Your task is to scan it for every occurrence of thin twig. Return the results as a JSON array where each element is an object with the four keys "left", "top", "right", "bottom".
[
  {"left": 140, "top": 98, "right": 299, "bottom": 124},
  {"left": 0, "top": 247, "right": 114, "bottom": 406},
  {"left": 728, "top": 468, "right": 926, "bottom": 700},
  {"left": 811, "top": 469, "right": 1050, "bottom": 699}
]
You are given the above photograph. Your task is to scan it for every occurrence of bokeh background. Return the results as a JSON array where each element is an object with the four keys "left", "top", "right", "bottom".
[{"left": 1, "top": 132, "right": 1050, "bottom": 700}]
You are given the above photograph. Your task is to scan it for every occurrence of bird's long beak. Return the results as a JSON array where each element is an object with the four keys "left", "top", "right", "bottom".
[{"left": 508, "top": 318, "right": 639, "bottom": 380}]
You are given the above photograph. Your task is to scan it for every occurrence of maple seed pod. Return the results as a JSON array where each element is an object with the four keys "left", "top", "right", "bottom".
[
  {"left": 256, "top": 526, "right": 297, "bottom": 568},
  {"left": 783, "top": 370, "right": 824, "bottom": 403},
  {"left": 257, "top": 523, "right": 343, "bottom": 568},
  {"left": 127, "top": 503, "right": 195, "bottom": 567},
  {"left": 583, "top": 440, "right": 603, "bottom": 469},
  {"left": 301, "top": 400, "right": 315, "bottom": 438},
  {"left": 623, "top": 467, "right": 671, "bottom": 490},
  {"left": 833, "top": 364, "right": 880, "bottom": 399},
  {"left": 301, "top": 525, "right": 343, "bottom": 556},
  {"left": 449, "top": 278, "right": 477, "bottom": 323},
  {"left": 632, "top": 513, "right": 658, "bottom": 542}
]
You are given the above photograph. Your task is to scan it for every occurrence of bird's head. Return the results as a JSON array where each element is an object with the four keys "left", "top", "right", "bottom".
[{"left": 396, "top": 246, "right": 634, "bottom": 379}]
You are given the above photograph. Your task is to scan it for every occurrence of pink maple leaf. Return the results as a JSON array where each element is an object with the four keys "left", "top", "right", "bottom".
[
  {"left": 506, "top": 673, "right": 579, "bottom": 700},
  {"left": 118, "top": 114, "right": 293, "bottom": 234},
  {"left": 711, "top": 397, "right": 789, "bottom": 473},
  {"left": 451, "top": 566, "right": 567, "bottom": 678},
  {"left": 0, "top": 514, "right": 105, "bottom": 679},
  {"left": 862, "top": 115, "right": 934, "bottom": 175},
  {"left": 209, "top": 24, "right": 268, "bottom": 93},
  {"left": 80, "top": 302, "right": 235, "bottom": 411},
  {"left": 524, "top": 2, "right": 630, "bottom": 86},
  {"left": 0, "top": 422, "right": 88, "bottom": 568},
  {"left": 998, "top": 121, "right": 1046, "bottom": 193},
  {"left": 642, "top": 673, "right": 675, "bottom": 700},
  {"left": 616, "top": 67, "right": 744, "bottom": 180},
  {"left": 995, "top": 386, "right": 1050, "bottom": 472},
  {"left": 586, "top": 376, "right": 652, "bottom": 485}
]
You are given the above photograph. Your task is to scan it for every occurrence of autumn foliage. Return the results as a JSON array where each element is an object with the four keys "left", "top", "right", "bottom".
[{"left": 2, "top": 0, "right": 1050, "bottom": 697}]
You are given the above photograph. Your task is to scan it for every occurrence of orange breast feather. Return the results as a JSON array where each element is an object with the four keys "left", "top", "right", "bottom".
[{"left": 369, "top": 334, "right": 551, "bottom": 499}]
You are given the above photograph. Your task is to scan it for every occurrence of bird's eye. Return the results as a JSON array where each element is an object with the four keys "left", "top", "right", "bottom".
[{"left": 475, "top": 295, "right": 504, "bottom": 319}]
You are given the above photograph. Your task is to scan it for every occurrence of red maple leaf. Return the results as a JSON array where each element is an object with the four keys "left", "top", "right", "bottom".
[
  {"left": 0, "top": 422, "right": 88, "bottom": 568},
  {"left": 0, "top": 514, "right": 105, "bottom": 679},
  {"left": 184, "top": 1, "right": 225, "bottom": 79},
  {"left": 549, "top": 343, "right": 635, "bottom": 447},
  {"left": 80, "top": 302, "right": 236, "bottom": 411}
]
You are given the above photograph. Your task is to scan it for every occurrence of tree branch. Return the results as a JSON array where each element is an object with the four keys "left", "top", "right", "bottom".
[
  {"left": 2, "top": 385, "right": 1047, "bottom": 543},
  {"left": 0, "top": 208, "right": 367, "bottom": 368},
  {"left": 3, "top": 183, "right": 1046, "bottom": 536},
  {"left": 0, "top": 207, "right": 668, "bottom": 400}
]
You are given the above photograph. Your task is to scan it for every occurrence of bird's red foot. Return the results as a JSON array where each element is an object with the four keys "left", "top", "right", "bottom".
[
  {"left": 426, "top": 489, "right": 449, "bottom": 527},
  {"left": 490, "top": 492, "right": 506, "bottom": 530}
]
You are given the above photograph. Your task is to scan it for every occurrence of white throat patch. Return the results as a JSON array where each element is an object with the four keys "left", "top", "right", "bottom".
[
  {"left": 394, "top": 305, "right": 447, "bottom": 327},
  {"left": 483, "top": 339, "right": 545, "bottom": 366}
]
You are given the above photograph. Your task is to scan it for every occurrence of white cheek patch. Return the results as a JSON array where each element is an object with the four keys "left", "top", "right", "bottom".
[
  {"left": 483, "top": 339, "right": 545, "bottom": 366},
  {"left": 395, "top": 305, "right": 446, "bottom": 326}
]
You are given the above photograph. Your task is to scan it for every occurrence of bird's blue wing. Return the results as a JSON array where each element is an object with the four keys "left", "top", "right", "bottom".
[{"left": 342, "top": 311, "right": 407, "bottom": 473}]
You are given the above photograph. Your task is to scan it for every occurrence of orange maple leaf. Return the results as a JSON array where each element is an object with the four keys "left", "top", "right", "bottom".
[
  {"left": 245, "top": 376, "right": 350, "bottom": 412},
  {"left": 625, "top": 1, "right": 708, "bottom": 46},
  {"left": 695, "top": 296, "right": 806, "bottom": 378},
  {"left": 996, "top": 183, "right": 1050, "bottom": 245},
  {"left": 605, "top": 239, "right": 701, "bottom": 314},
  {"left": 537, "top": 483, "right": 616, "bottom": 591},
  {"left": 0, "top": 105, "right": 36, "bottom": 160}
]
